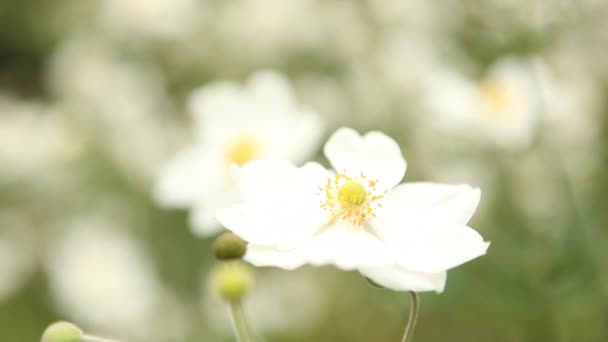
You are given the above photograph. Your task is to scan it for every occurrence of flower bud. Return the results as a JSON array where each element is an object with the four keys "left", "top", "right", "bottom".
[
  {"left": 41, "top": 321, "right": 83, "bottom": 342},
  {"left": 213, "top": 262, "right": 253, "bottom": 303},
  {"left": 213, "top": 232, "right": 247, "bottom": 261}
]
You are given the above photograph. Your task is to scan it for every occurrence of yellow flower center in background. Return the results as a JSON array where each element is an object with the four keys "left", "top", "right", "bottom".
[
  {"left": 226, "top": 135, "right": 262, "bottom": 167},
  {"left": 320, "top": 174, "right": 384, "bottom": 226},
  {"left": 479, "top": 81, "right": 517, "bottom": 115},
  {"left": 338, "top": 180, "right": 367, "bottom": 205}
]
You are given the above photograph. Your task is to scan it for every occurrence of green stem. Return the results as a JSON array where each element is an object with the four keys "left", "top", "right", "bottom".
[
  {"left": 230, "top": 302, "right": 253, "bottom": 342},
  {"left": 401, "top": 291, "right": 420, "bottom": 342}
]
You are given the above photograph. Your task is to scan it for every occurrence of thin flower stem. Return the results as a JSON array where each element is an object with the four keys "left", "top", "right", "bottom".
[
  {"left": 230, "top": 302, "right": 253, "bottom": 342},
  {"left": 82, "top": 335, "right": 121, "bottom": 342},
  {"left": 401, "top": 291, "right": 420, "bottom": 342}
]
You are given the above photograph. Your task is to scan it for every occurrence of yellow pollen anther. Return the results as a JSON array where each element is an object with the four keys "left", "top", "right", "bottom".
[
  {"left": 226, "top": 135, "right": 262, "bottom": 167},
  {"left": 337, "top": 180, "right": 367, "bottom": 205},
  {"left": 479, "top": 81, "right": 516, "bottom": 114},
  {"left": 319, "top": 173, "right": 383, "bottom": 226}
]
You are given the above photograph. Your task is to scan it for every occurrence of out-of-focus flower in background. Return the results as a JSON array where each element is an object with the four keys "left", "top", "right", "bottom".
[
  {"left": 44, "top": 216, "right": 185, "bottom": 341},
  {"left": 98, "top": 0, "right": 200, "bottom": 39},
  {"left": 0, "top": 214, "right": 36, "bottom": 302},
  {"left": 0, "top": 96, "right": 80, "bottom": 183},
  {"left": 425, "top": 56, "right": 541, "bottom": 149},
  {"left": 155, "top": 70, "right": 324, "bottom": 235},
  {"left": 47, "top": 37, "right": 180, "bottom": 185}
]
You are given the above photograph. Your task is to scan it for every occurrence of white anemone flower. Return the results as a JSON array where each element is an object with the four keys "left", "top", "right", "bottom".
[
  {"left": 45, "top": 219, "right": 172, "bottom": 340},
  {"left": 99, "top": 0, "right": 199, "bottom": 38},
  {"left": 426, "top": 57, "right": 541, "bottom": 148},
  {"left": 217, "top": 128, "right": 489, "bottom": 292},
  {"left": 155, "top": 70, "right": 323, "bottom": 236}
]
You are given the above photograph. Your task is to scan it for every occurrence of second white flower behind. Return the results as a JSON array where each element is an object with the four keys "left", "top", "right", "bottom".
[
  {"left": 155, "top": 71, "right": 323, "bottom": 236},
  {"left": 217, "top": 128, "right": 489, "bottom": 292}
]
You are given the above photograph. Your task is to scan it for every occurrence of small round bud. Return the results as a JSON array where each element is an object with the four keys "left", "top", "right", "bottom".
[
  {"left": 338, "top": 180, "right": 367, "bottom": 205},
  {"left": 213, "top": 262, "right": 253, "bottom": 303},
  {"left": 213, "top": 232, "right": 247, "bottom": 260},
  {"left": 41, "top": 321, "right": 82, "bottom": 342}
]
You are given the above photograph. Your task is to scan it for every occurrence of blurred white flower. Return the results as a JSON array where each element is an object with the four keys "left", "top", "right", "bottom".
[
  {"left": 155, "top": 70, "right": 324, "bottom": 236},
  {"left": 98, "top": 0, "right": 199, "bottom": 38},
  {"left": 48, "top": 38, "right": 179, "bottom": 183},
  {"left": 45, "top": 218, "right": 177, "bottom": 341},
  {"left": 0, "top": 96, "right": 79, "bottom": 181},
  {"left": 202, "top": 269, "right": 326, "bottom": 336},
  {"left": 368, "top": 0, "right": 449, "bottom": 33},
  {"left": 425, "top": 57, "right": 541, "bottom": 148},
  {"left": 214, "top": 0, "right": 323, "bottom": 61},
  {"left": 214, "top": 0, "right": 374, "bottom": 63},
  {"left": 0, "top": 217, "right": 36, "bottom": 301},
  {"left": 217, "top": 128, "right": 489, "bottom": 292}
]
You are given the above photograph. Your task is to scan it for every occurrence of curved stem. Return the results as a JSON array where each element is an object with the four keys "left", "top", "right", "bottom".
[
  {"left": 230, "top": 302, "right": 253, "bottom": 342},
  {"left": 401, "top": 291, "right": 420, "bottom": 342}
]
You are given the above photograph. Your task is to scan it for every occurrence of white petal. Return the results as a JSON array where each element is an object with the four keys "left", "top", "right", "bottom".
[
  {"left": 247, "top": 70, "right": 295, "bottom": 109},
  {"left": 153, "top": 146, "right": 225, "bottom": 208},
  {"left": 260, "top": 110, "right": 324, "bottom": 164},
  {"left": 244, "top": 244, "right": 306, "bottom": 270},
  {"left": 189, "top": 194, "right": 236, "bottom": 236},
  {"left": 377, "top": 183, "right": 481, "bottom": 226},
  {"left": 372, "top": 182, "right": 488, "bottom": 273},
  {"left": 216, "top": 160, "right": 329, "bottom": 247},
  {"left": 324, "top": 128, "right": 406, "bottom": 189},
  {"left": 296, "top": 222, "right": 394, "bottom": 270},
  {"left": 374, "top": 220, "right": 489, "bottom": 273},
  {"left": 360, "top": 265, "right": 447, "bottom": 293}
]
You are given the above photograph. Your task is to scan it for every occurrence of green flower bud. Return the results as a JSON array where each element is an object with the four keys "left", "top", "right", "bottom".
[
  {"left": 213, "top": 232, "right": 247, "bottom": 261},
  {"left": 213, "top": 262, "right": 253, "bottom": 303},
  {"left": 41, "top": 321, "right": 83, "bottom": 342}
]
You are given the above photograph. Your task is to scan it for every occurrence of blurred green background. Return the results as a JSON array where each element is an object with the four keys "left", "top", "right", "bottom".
[{"left": 1, "top": 0, "right": 607, "bottom": 341}]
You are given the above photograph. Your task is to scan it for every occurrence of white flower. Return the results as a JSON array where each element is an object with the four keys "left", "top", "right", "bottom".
[
  {"left": 154, "top": 70, "right": 323, "bottom": 236},
  {"left": 0, "top": 96, "right": 78, "bottom": 180},
  {"left": 0, "top": 222, "right": 35, "bottom": 301},
  {"left": 45, "top": 218, "right": 180, "bottom": 341},
  {"left": 217, "top": 128, "right": 489, "bottom": 292},
  {"left": 49, "top": 38, "right": 180, "bottom": 184},
  {"left": 214, "top": 0, "right": 323, "bottom": 61},
  {"left": 98, "top": 0, "right": 199, "bottom": 38},
  {"left": 425, "top": 57, "right": 540, "bottom": 148}
]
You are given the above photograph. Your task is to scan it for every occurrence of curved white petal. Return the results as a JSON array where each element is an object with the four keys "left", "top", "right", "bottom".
[
  {"left": 377, "top": 183, "right": 481, "bottom": 227},
  {"left": 244, "top": 244, "right": 306, "bottom": 270},
  {"left": 216, "top": 160, "right": 329, "bottom": 247},
  {"left": 247, "top": 70, "right": 295, "bottom": 110},
  {"left": 189, "top": 195, "right": 236, "bottom": 236},
  {"left": 260, "top": 111, "right": 324, "bottom": 164},
  {"left": 360, "top": 265, "right": 447, "bottom": 293},
  {"left": 295, "top": 222, "right": 394, "bottom": 270},
  {"left": 374, "top": 219, "right": 489, "bottom": 273},
  {"left": 371, "top": 182, "right": 488, "bottom": 273},
  {"left": 153, "top": 146, "right": 225, "bottom": 208},
  {"left": 323, "top": 128, "right": 406, "bottom": 189}
]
